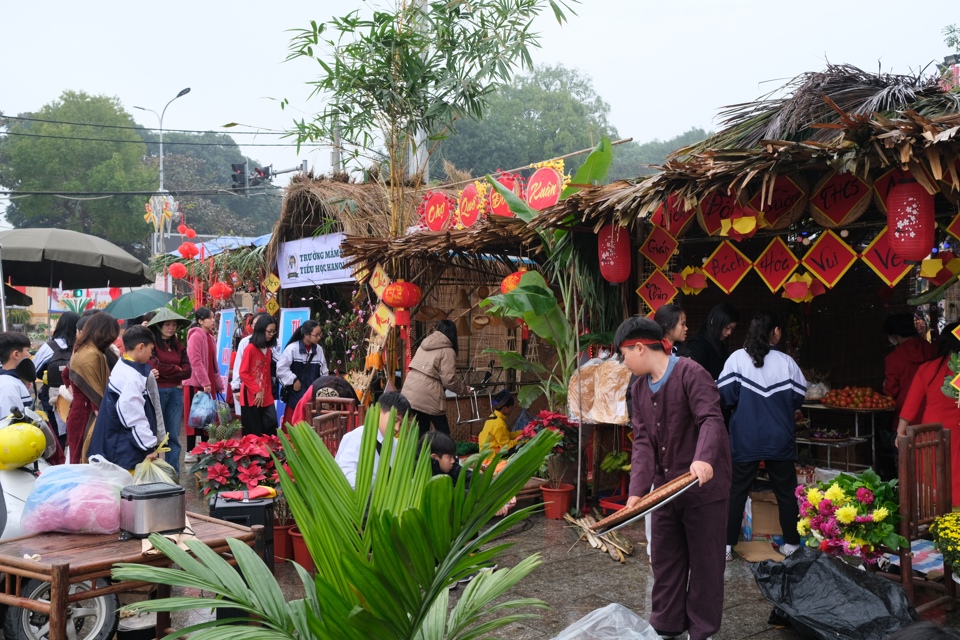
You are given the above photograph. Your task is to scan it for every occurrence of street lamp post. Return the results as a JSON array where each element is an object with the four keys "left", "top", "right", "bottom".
[{"left": 134, "top": 87, "right": 191, "bottom": 255}]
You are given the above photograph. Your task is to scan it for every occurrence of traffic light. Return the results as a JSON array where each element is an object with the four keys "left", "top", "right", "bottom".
[
  {"left": 251, "top": 166, "right": 272, "bottom": 187},
  {"left": 231, "top": 162, "right": 248, "bottom": 191}
]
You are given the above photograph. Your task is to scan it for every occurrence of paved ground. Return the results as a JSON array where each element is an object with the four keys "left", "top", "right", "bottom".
[{"left": 170, "top": 471, "right": 960, "bottom": 638}]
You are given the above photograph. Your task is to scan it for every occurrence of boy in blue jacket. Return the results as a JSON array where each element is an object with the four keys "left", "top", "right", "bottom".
[{"left": 88, "top": 326, "right": 160, "bottom": 471}]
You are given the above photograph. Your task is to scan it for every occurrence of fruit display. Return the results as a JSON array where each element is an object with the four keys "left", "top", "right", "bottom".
[{"left": 820, "top": 386, "right": 895, "bottom": 410}]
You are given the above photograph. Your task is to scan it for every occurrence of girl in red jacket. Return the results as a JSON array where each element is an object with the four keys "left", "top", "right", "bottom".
[{"left": 239, "top": 314, "right": 278, "bottom": 436}]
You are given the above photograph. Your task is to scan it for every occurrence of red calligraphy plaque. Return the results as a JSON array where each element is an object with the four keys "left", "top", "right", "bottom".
[
  {"left": 489, "top": 174, "right": 521, "bottom": 217},
  {"left": 946, "top": 210, "right": 960, "bottom": 242},
  {"left": 697, "top": 190, "right": 740, "bottom": 236},
  {"left": 424, "top": 192, "right": 451, "bottom": 231},
  {"left": 801, "top": 230, "right": 858, "bottom": 288},
  {"left": 860, "top": 228, "right": 911, "bottom": 288},
  {"left": 639, "top": 226, "right": 678, "bottom": 271},
  {"left": 810, "top": 172, "right": 871, "bottom": 227},
  {"left": 635, "top": 269, "right": 678, "bottom": 314},
  {"left": 526, "top": 167, "right": 562, "bottom": 211},
  {"left": 651, "top": 193, "right": 696, "bottom": 237},
  {"left": 702, "top": 241, "right": 752, "bottom": 294},
  {"left": 747, "top": 175, "right": 805, "bottom": 228},
  {"left": 753, "top": 237, "right": 799, "bottom": 293},
  {"left": 458, "top": 182, "right": 481, "bottom": 227}
]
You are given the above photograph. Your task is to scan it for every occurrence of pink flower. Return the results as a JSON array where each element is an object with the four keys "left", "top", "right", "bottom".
[
  {"left": 818, "top": 499, "right": 835, "bottom": 515},
  {"left": 856, "top": 487, "right": 874, "bottom": 505}
]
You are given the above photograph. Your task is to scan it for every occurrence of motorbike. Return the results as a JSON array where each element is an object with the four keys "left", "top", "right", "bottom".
[{"left": 0, "top": 408, "right": 119, "bottom": 640}]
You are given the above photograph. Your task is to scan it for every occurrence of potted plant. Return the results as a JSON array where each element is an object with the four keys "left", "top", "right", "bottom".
[
  {"left": 516, "top": 410, "right": 579, "bottom": 519},
  {"left": 796, "top": 468, "right": 907, "bottom": 563},
  {"left": 189, "top": 434, "right": 286, "bottom": 497},
  {"left": 272, "top": 492, "right": 296, "bottom": 563}
]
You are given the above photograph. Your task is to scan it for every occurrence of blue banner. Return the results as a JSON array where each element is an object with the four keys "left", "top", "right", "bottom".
[
  {"left": 215, "top": 308, "right": 236, "bottom": 393},
  {"left": 278, "top": 307, "right": 311, "bottom": 352}
]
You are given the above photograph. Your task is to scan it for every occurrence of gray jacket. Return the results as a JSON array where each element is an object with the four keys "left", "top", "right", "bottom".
[{"left": 402, "top": 332, "right": 468, "bottom": 415}]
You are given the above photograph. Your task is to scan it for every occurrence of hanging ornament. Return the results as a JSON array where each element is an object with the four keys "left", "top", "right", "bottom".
[
  {"left": 168, "top": 262, "right": 188, "bottom": 279},
  {"left": 919, "top": 251, "right": 960, "bottom": 287},
  {"left": 672, "top": 266, "right": 708, "bottom": 295},
  {"left": 178, "top": 242, "right": 200, "bottom": 259},
  {"left": 209, "top": 282, "right": 234, "bottom": 301},
  {"left": 719, "top": 208, "right": 759, "bottom": 241},
  {"left": 381, "top": 280, "right": 423, "bottom": 326},
  {"left": 501, "top": 268, "right": 528, "bottom": 294},
  {"left": 597, "top": 224, "right": 632, "bottom": 283},
  {"left": 886, "top": 177, "right": 934, "bottom": 262},
  {"left": 782, "top": 272, "right": 826, "bottom": 303},
  {"left": 185, "top": 228, "right": 197, "bottom": 239},
  {"left": 177, "top": 224, "right": 187, "bottom": 235}
]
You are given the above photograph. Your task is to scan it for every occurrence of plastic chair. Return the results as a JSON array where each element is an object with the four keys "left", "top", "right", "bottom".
[
  {"left": 312, "top": 411, "right": 345, "bottom": 456},
  {"left": 873, "top": 423, "right": 956, "bottom": 613}
]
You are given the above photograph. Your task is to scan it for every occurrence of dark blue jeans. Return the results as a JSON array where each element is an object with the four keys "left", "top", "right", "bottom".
[{"left": 159, "top": 386, "right": 184, "bottom": 476}]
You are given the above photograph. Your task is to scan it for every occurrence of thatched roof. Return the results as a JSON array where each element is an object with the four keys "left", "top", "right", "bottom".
[{"left": 536, "top": 65, "right": 960, "bottom": 233}]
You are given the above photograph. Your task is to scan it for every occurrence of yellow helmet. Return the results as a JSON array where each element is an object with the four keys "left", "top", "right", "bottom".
[{"left": 0, "top": 422, "right": 47, "bottom": 470}]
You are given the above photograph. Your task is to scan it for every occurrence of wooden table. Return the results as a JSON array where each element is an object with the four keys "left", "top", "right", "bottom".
[{"left": 0, "top": 511, "right": 263, "bottom": 640}]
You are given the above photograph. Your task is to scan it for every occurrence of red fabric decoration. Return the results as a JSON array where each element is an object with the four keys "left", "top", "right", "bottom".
[
  {"left": 168, "top": 262, "right": 188, "bottom": 279},
  {"left": 395, "top": 309, "right": 412, "bottom": 327},
  {"left": 500, "top": 268, "right": 528, "bottom": 294},
  {"left": 886, "top": 178, "right": 934, "bottom": 262},
  {"left": 178, "top": 242, "right": 200, "bottom": 259},
  {"left": 597, "top": 224, "right": 632, "bottom": 284},
  {"left": 185, "top": 228, "right": 197, "bottom": 239}
]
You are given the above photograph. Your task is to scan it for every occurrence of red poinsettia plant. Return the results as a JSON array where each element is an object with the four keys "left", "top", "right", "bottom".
[
  {"left": 189, "top": 434, "right": 287, "bottom": 496},
  {"left": 516, "top": 410, "right": 580, "bottom": 488}
]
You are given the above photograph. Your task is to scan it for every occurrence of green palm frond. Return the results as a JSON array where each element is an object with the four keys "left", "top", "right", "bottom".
[{"left": 113, "top": 407, "right": 560, "bottom": 640}]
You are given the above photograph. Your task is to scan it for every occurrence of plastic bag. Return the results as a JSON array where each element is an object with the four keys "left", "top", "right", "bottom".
[
  {"left": 550, "top": 603, "right": 659, "bottom": 640},
  {"left": 188, "top": 391, "right": 217, "bottom": 429},
  {"left": 21, "top": 455, "right": 134, "bottom": 534},
  {"left": 132, "top": 434, "right": 177, "bottom": 486},
  {"left": 752, "top": 546, "right": 918, "bottom": 640},
  {"left": 587, "top": 358, "right": 632, "bottom": 424}
]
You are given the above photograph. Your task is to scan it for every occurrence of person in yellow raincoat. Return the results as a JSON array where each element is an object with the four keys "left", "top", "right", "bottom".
[{"left": 478, "top": 390, "right": 520, "bottom": 454}]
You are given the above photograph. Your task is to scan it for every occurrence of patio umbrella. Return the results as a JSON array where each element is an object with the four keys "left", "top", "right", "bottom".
[
  {"left": 103, "top": 289, "right": 174, "bottom": 321},
  {"left": 0, "top": 228, "right": 154, "bottom": 289},
  {"left": 2, "top": 285, "right": 31, "bottom": 307}
]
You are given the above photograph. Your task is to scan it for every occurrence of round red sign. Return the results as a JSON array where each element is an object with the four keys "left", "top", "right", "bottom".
[
  {"left": 489, "top": 175, "right": 520, "bottom": 217},
  {"left": 526, "top": 167, "right": 562, "bottom": 211},
  {"left": 424, "top": 192, "right": 451, "bottom": 231},
  {"left": 458, "top": 183, "right": 481, "bottom": 227}
]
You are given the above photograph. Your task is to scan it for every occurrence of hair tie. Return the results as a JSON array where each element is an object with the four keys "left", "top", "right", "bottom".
[{"left": 620, "top": 337, "right": 672, "bottom": 352}]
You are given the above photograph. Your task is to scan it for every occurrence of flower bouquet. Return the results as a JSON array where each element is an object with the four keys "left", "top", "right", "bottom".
[
  {"left": 796, "top": 468, "right": 907, "bottom": 563},
  {"left": 930, "top": 512, "right": 960, "bottom": 570},
  {"left": 516, "top": 410, "right": 579, "bottom": 488},
  {"left": 189, "top": 434, "right": 286, "bottom": 496}
]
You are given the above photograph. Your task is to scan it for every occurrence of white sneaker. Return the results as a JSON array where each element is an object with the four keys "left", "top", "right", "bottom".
[
  {"left": 183, "top": 453, "right": 198, "bottom": 463},
  {"left": 779, "top": 543, "right": 800, "bottom": 557}
]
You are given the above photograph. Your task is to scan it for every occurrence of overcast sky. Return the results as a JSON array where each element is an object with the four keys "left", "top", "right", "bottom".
[{"left": 2, "top": 0, "right": 956, "bottom": 207}]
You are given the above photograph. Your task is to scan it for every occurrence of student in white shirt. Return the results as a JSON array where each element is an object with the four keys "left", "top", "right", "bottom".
[
  {"left": 0, "top": 332, "right": 36, "bottom": 416},
  {"left": 335, "top": 392, "right": 411, "bottom": 488}
]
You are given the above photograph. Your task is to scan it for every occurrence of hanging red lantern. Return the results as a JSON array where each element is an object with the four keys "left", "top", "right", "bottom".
[
  {"left": 886, "top": 178, "right": 934, "bottom": 262},
  {"left": 500, "top": 268, "right": 528, "bottom": 294},
  {"left": 168, "top": 262, "right": 188, "bottom": 279},
  {"left": 177, "top": 224, "right": 187, "bottom": 235},
  {"left": 597, "top": 224, "right": 632, "bottom": 283},
  {"left": 209, "top": 282, "right": 235, "bottom": 301},
  {"left": 382, "top": 280, "right": 422, "bottom": 327},
  {"left": 185, "top": 228, "right": 197, "bottom": 239},
  {"left": 178, "top": 242, "right": 199, "bottom": 259}
]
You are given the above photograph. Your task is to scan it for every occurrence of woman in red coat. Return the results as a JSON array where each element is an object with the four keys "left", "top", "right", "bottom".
[
  {"left": 898, "top": 323, "right": 960, "bottom": 507},
  {"left": 182, "top": 308, "right": 224, "bottom": 459},
  {"left": 239, "top": 315, "right": 278, "bottom": 436}
]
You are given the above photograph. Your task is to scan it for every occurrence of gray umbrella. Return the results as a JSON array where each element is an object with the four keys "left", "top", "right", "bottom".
[{"left": 0, "top": 228, "right": 154, "bottom": 288}]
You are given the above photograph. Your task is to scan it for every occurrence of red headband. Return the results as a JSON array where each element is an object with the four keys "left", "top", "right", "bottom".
[{"left": 620, "top": 337, "right": 672, "bottom": 352}]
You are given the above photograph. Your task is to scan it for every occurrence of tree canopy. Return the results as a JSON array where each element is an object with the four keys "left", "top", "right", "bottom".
[{"left": 0, "top": 91, "right": 156, "bottom": 255}]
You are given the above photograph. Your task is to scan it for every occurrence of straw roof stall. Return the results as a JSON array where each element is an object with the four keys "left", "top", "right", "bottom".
[{"left": 535, "top": 65, "right": 960, "bottom": 232}]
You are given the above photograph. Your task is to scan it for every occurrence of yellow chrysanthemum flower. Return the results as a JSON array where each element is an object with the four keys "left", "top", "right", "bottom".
[
  {"left": 824, "top": 484, "right": 845, "bottom": 503},
  {"left": 807, "top": 488, "right": 824, "bottom": 505},
  {"left": 873, "top": 506, "right": 889, "bottom": 522},
  {"left": 836, "top": 505, "right": 858, "bottom": 525},
  {"left": 797, "top": 518, "right": 811, "bottom": 535}
]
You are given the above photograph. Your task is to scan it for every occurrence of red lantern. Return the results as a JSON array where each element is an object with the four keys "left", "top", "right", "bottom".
[
  {"left": 178, "top": 242, "right": 199, "bottom": 259},
  {"left": 209, "top": 282, "right": 234, "bottom": 301},
  {"left": 185, "top": 228, "right": 197, "bottom": 239},
  {"left": 597, "top": 224, "right": 632, "bottom": 283},
  {"left": 886, "top": 178, "right": 934, "bottom": 262},
  {"left": 382, "top": 280, "right": 422, "bottom": 327},
  {"left": 177, "top": 224, "right": 187, "bottom": 234},
  {"left": 500, "top": 268, "right": 528, "bottom": 294},
  {"left": 168, "top": 262, "right": 188, "bottom": 279}
]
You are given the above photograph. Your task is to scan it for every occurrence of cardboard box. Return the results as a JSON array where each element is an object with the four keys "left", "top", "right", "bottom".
[{"left": 749, "top": 491, "right": 782, "bottom": 536}]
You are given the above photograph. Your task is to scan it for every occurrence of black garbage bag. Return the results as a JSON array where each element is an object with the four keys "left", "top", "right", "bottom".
[{"left": 751, "top": 546, "right": 918, "bottom": 640}]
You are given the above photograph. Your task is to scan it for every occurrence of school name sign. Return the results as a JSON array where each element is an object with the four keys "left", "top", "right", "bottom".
[{"left": 279, "top": 232, "right": 354, "bottom": 289}]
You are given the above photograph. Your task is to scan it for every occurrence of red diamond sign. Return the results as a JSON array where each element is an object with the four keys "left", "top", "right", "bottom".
[
  {"left": 754, "top": 237, "right": 799, "bottom": 293},
  {"left": 801, "top": 230, "right": 858, "bottom": 288},
  {"left": 860, "top": 228, "right": 911, "bottom": 288},
  {"left": 702, "top": 241, "right": 752, "bottom": 294},
  {"left": 639, "top": 225, "right": 679, "bottom": 270},
  {"left": 636, "top": 269, "right": 678, "bottom": 313}
]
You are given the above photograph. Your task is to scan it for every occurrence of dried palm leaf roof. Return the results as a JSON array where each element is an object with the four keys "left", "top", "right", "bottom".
[
  {"left": 535, "top": 66, "right": 960, "bottom": 231},
  {"left": 341, "top": 215, "right": 531, "bottom": 275}
]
